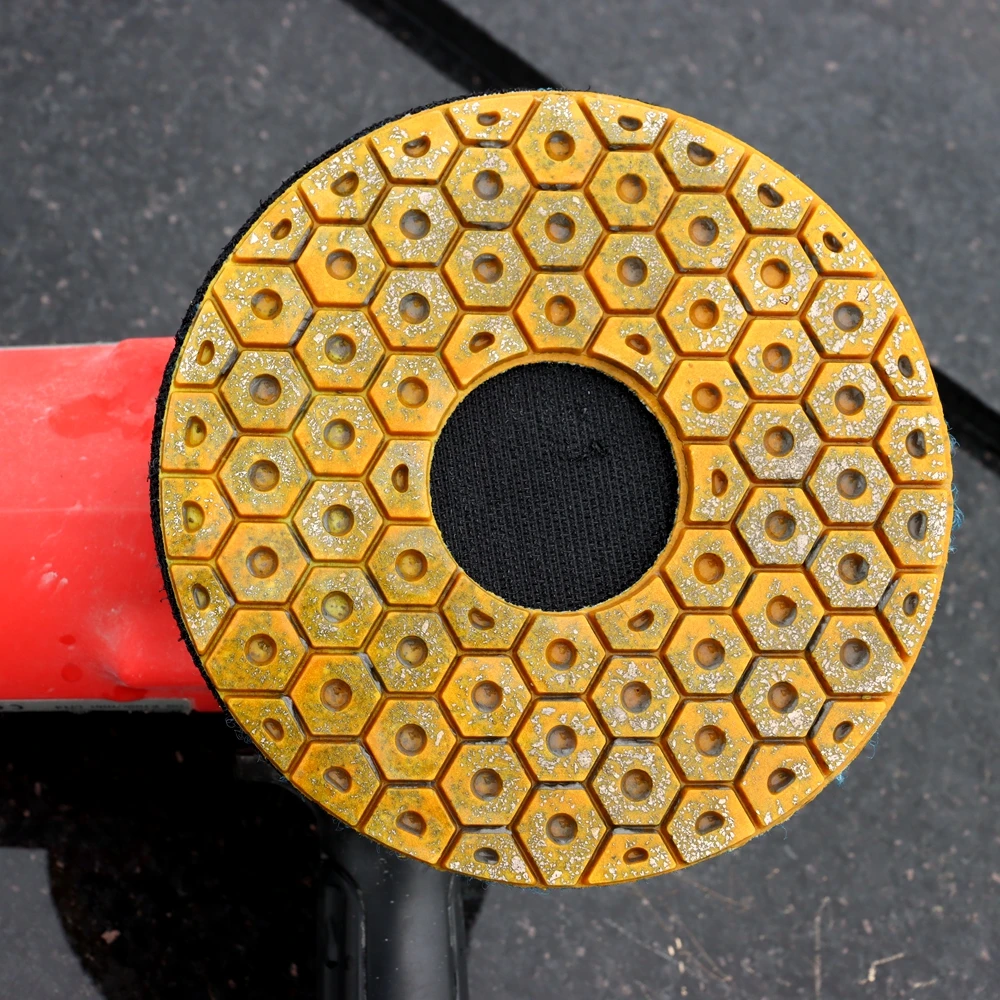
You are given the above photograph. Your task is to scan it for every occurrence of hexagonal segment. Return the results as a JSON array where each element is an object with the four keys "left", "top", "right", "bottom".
[
  {"left": 737, "top": 487, "right": 823, "bottom": 566},
  {"left": 583, "top": 94, "right": 670, "bottom": 149},
  {"left": 295, "top": 225, "right": 385, "bottom": 307},
  {"left": 160, "top": 391, "right": 233, "bottom": 473},
  {"left": 291, "top": 566, "right": 381, "bottom": 649},
  {"left": 735, "top": 571, "right": 824, "bottom": 652},
  {"left": 160, "top": 476, "right": 233, "bottom": 559},
  {"left": 515, "top": 613, "right": 606, "bottom": 694},
  {"left": 369, "top": 108, "right": 458, "bottom": 182},
  {"left": 876, "top": 405, "right": 950, "bottom": 483},
  {"left": 586, "top": 233, "right": 674, "bottom": 312},
  {"left": 658, "top": 192, "right": 746, "bottom": 272},
  {"left": 801, "top": 204, "right": 877, "bottom": 277},
  {"left": 294, "top": 309, "right": 385, "bottom": 391},
  {"left": 589, "top": 316, "right": 675, "bottom": 391},
  {"left": 665, "top": 700, "right": 754, "bottom": 782},
  {"left": 443, "top": 229, "right": 530, "bottom": 309},
  {"left": 365, "top": 698, "right": 456, "bottom": 781},
  {"left": 371, "top": 184, "right": 458, "bottom": 265},
  {"left": 733, "top": 318, "right": 820, "bottom": 399},
  {"left": 873, "top": 314, "right": 934, "bottom": 400},
  {"left": 514, "top": 93, "right": 602, "bottom": 186},
  {"left": 666, "top": 786, "right": 756, "bottom": 865},
  {"left": 442, "top": 654, "right": 532, "bottom": 738},
  {"left": 293, "top": 394, "right": 383, "bottom": 475},
  {"left": 175, "top": 301, "right": 238, "bottom": 387},
  {"left": 809, "top": 699, "right": 888, "bottom": 772},
  {"left": 587, "top": 151, "right": 672, "bottom": 229},
  {"left": 364, "top": 786, "right": 456, "bottom": 865},
  {"left": 223, "top": 695, "right": 306, "bottom": 771},
  {"left": 369, "top": 353, "right": 456, "bottom": 436},
  {"left": 169, "top": 563, "right": 232, "bottom": 653},
  {"left": 298, "top": 143, "right": 386, "bottom": 222},
  {"left": 808, "top": 530, "right": 895, "bottom": 609},
  {"left": 440, "top": 741, "right": 531, "bottom": 826},
  {"left": 810, "top": 614, "right": 906, "bottom": 694},
  {"left": 217, "top": 521, "right": 307, "bottom": 603},
  {"left": 807, "top": 446, "right": 893, "bottom": 525},
  {"left": 367, "top": 439, "right": 433, "bottom": 520},
  {"left": 515, "top": 786, "right": 606, "bottom": 887},
  {"left": 878, "top": 488, "right": 951, "bottom": 567},
  {"left": 442, "top": 313, "right": 529, "bottom": 389},
  {"left": 371, "top": 270, "right": 457, "bottom": 350},
  {"left": 805, "top": 278, "right": 899, "bottom": 358},
  {"left": 447, "top": 93, "right": 536, "bottom": 145},
  {"left": 592, "top": 742, "right": 680, "bottom": 827},
  {"left": 664, "top": 613, "right": 753, "bottom": 695},
  {"left": 685, "top": 443, "right": 749, "bottom": 523},
  {"left": 515, "top": 190, "right": 603, "bottom": 269},
  {"left": 659, "top": 117, "right": 745, "bottom": 191},
  {"left": 738, "top": 743, "right": 825, "bottom": 827},
  {"left": 730, "top": 152, "right": 814, "bottom": 232},
  {"left": 204, "top": 608, "right": 306, "bottom": 691},
  {"left": 587, "top": 830, "right": 676, "bottom": 884},
  {"left": 290, "top": 653, "right": 382, "bottom": 736},
  {"left": 291, "top": 742, "right": 382, "bottom": 826},
  {"left": 661, "top": 359, "right": 748, "bottom": 440},
  {"left": 731, "top": 236, "right": 817, "bottom": 314},
  {"left": 659, "top": 275, "right": 747, "bottom": 354},
  {"left": 807, "top": 362, "right": 891, "bottom": 441},
  {"left": 233, "top": 192, "right": 312, "bottom": 263},
  {"left": 514, "top": 273, "right": 603, "bottom": 353},
  {"left": 367, "top": 612, "right": 456, "bottom": 693},
  {"left": 735, "top": 402, "right": 821, "bottom": 482},
  {"left": 514, "top": 698, "right": 607, "bottom": 782},
  {"left": 444, "top": 830, "right": 537, "bottom": 885},
  {"left": 368, "top": 524, "right": 456, "bottom": 606},
  {"left": 738, "top": 657, "right": 825, "bottom": 738},
  {"left": 591, "top": 575, "right": 678, "bottom": 652},
  {"left": 443, "top": 145, "right": 531, "bottom": 227},
  {"left": 218, "top": 435, "right": 308, "bottom": 517},
  {"left": 220, "top": 349, "right": 309, "bottom": 431},
  {"left": 212, "top": 262, "right": 311, "bottom": 347},
  {"left": 292, "top": 479, "right": 383, "bottom": 561},
  {"left": 664, "top": 528, "right": 751, "bottom": 609},
  {"left": 441, "top": 575, "right": 530, "bottom": 652},
  {"left": 881, "top": 572, "right": 940, "bottom": 656},
  {"left": 590, "top": 655, "right": 679, "bottom": 737}
]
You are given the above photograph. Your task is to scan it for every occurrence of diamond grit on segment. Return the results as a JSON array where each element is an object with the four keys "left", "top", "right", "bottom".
[{"left": 154, "top": 91, "right": 952, "bottom": 887}]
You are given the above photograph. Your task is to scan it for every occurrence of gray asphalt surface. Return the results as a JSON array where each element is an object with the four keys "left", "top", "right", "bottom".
[{"left": 1, "top": 2, "right": 997, "bottom": 998}]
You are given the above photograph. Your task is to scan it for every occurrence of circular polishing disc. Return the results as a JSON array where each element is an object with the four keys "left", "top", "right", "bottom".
[{"left": 153, "top": 91, "right": 952, "bottom": 887}]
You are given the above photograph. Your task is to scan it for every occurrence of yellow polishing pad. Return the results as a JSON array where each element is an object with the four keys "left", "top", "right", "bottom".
[{"left": 154, "top": 91, "right": 951, "bottom": 886}]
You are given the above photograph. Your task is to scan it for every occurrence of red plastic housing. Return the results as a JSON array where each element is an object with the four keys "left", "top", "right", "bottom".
[{"left": 0, "top": 339, "right": 216, "bottom": 710}]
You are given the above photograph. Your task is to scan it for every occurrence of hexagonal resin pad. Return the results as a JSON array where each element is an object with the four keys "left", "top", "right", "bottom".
[{"left": 156, "top": 91, "right": 950, "bottom": 885}]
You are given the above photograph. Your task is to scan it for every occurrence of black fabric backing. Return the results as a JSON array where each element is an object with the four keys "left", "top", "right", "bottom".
[{"left": 431, "top": 363, "right": 677, "bottom": 612}]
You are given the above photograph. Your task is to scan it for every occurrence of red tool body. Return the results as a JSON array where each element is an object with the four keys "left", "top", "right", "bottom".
[{"left": 0, "top": 338, "right": 215, "bottom": 709}]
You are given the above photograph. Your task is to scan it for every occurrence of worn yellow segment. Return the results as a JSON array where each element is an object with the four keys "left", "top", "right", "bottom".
[{"left": 156, "top": 90, "right": 952, "bottom": 886}]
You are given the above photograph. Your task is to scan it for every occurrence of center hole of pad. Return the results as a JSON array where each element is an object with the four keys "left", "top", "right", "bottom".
[{"left": 430, "top": 362, "right": 679, "bottom": 612}]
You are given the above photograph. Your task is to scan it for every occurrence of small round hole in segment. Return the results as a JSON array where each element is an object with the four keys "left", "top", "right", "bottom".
[
  {"left": 823, "top": 232, "right": 843, "bottom": 253},
  {"left": 616, "top": 173, "right": 647, "bottom": 204},
  {"left": 689, "top": 216, "right": 719, "bottom": 246},
  {"left": 617, "top": 114, "right": 642, "bottom": 132},
  {"left": 473, "top": 169, "right": 502, "bottom": 200},
  {"left": 270, "top": 218, "right": 292, "bottom": 240},
  {"left": 477, "top": 111, "right": 501, "bottom": 127},
  {"left": 546, "top": 725, "right": 578, "bottom": 757},
  {"left": 767, "top": 767, "right": 796, "bottom": 794},
  {"left": 765, "top": 510, "right": 796, "bottom": 541},
  {"left": 545, "top": 212, "right": 575, "bottom": 244},
  {"left": 325, "top": 250, "right": 357, "bottom": 280},
  {"left": 250, "top": 289, "right": 282, "bottom": 320},
  {"left": 403, "top": 136, "right": 430, "bottom": 158},
  {"left": 757, "top": 183, "right": 783, "bottom": 208},
  {"left": 835, "top": 385, "right": 865, "bottom": 415},
  {"left": 545, "top": 130, "right": 575, "bottom": 160},
  {"left": 687, "top": 141, "right": 715, "bottom": 166},
  {"left": 763, "top": 342, "right": 792, "bottom": 373},
  {"left": 331, "top": 171, "right": 358, "bottom": 196},
  {"left": 547, "top": 813, "right": 578, "bottom": 844},
  {"left": 696, "top": 811, "right": 725, "bottom": 835},
  {"left": 400, "top": 208, "right": 431, "bottom": 239},
  {"left": 399, "top": 292, "right": 430, "bottom": 325},
  {"left": 767, "top": 681, "right": 798, "bottom": 713},
  {"left": 760, "top": 259, "right": 790, "bottom": 289},
  {"left": 617, "top": 255, "right": 647, "bottom": 286}
]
